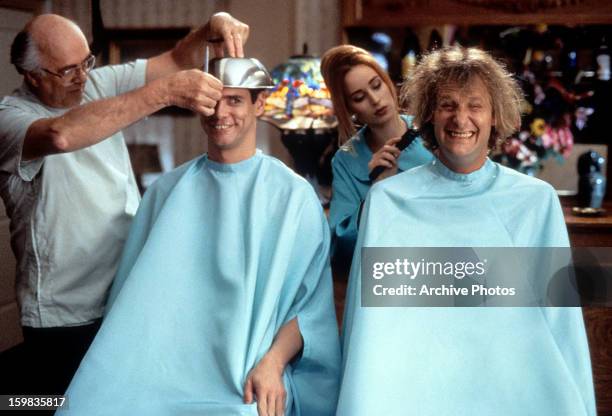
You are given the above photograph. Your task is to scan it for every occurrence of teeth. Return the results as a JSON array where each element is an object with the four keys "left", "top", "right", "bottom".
[
  {"left": 449, "top": 131, "right": 473, "bottom": 138},
  {"left": 212, "top": 125, "right": 232, "bottom": 130}
]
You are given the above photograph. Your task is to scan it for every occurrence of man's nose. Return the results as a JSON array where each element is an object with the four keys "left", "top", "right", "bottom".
[
  {"left": 214, "top": 100, "right": 229, "bottom": 118},
  {"left": 452, "top": 106, "right": 469, "bottom": 126},
  {"left": 73, "top": 67, "right": 88, "bottom": 83}
]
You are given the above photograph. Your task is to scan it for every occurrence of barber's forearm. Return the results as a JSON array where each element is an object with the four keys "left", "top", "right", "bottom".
[
  {"left": 172, "top": 24, "right": 208, "bottom": 70},
  {"left": 23, "top": 81, "right": 167, "bottom": 159},
  {"left": 263, "top": 318, "right": 304, "bottom": 371},
  {"left": 146, "top": 27, "right": 206, "bottom": 82},
  {"left": 146, "top": 12, "right": 249, "bottom": 83},
  {"left": 23, "top": 69, "right": 222, "bottom": 160}
]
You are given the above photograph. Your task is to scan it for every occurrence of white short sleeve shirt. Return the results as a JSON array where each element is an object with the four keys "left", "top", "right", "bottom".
[{"left": 0, "top": 60, "right": 146, "bottom": 327}]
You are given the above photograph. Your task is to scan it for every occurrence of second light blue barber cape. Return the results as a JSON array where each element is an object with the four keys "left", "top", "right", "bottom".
[
  {"left": 329, "top": 114, "right": 433, "bottom": 267},
  {"left": 59, "top": 150, "right": 340, "bottom": 416},
  {"left": 337, "top": 158, "right": 595, "bottom": 416}
]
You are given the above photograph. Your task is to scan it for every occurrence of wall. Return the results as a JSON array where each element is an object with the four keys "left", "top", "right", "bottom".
[{"left": 0, "top": 7, "right": 36, "bottom": 353}]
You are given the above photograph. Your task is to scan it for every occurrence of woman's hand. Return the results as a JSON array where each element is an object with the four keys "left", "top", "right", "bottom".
[
  {"left": 244, "top": 354, "right": 287, "bottom": 416},
  {"left": 368, "top": 136, "right": 402, "bottom": 183}
]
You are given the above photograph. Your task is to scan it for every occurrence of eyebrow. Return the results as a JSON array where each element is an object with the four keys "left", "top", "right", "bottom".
[
  {"left": 57, "top": 53, "right": 92, "bottom": 72},
  {"left": 349, "top": 75, "right": 380, "bottom": 98},
  {"left": 437, "top": 93, "right": 486, "bottom": 102}
]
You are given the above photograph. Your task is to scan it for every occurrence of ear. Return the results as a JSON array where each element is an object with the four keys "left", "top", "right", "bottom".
[
  {"left": 24, "top": 71, "right": 40, "bottom": 88},
  {"left": 254, "top": 91, "right": 267, "bottom": 117}
]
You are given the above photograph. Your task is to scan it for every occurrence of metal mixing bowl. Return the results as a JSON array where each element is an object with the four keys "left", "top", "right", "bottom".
[{"left": 207, "top": 58, "right": 275, "bottom": 89}]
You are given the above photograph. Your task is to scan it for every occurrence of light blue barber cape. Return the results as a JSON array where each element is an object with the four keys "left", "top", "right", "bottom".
[
  {"left": 59, "top": 150, "right": 340, "bottom": 416},
  {"left": 337, "top": 158, "right": 596, "bottom": 416},
  {"left": 329, "top": 114, "right": 433, "bottom": 268}
]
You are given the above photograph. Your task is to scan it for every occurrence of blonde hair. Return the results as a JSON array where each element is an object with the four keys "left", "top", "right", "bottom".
[
  {"left": 400, "top": 46, "right": 524, "bottom": 150},
  {"left": 321, "top": 45, "right": 398, "bottom": 144}
]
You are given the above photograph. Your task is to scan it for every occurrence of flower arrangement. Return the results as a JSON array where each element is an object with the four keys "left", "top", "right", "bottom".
[
  {"left": 494, "top": 64, "right": 579, "bottom": 176},
  {"left": 496, "top": 116, "right": 574, "bottom": 175}
]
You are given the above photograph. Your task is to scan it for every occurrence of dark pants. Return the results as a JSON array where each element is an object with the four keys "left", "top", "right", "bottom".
[{"left": 0, "top": 319, "right": 102, "bottom": 396}]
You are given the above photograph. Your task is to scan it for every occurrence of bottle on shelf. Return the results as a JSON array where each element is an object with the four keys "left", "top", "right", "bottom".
[
  {"left": 427, "top": 29, "right": 442, "bottom": 51},
  {"left": 400, "top": 28, "right": 421, "bottom": 80},
  {"left": 584, "top": 35, "right": 611, "bottom": 143},
  {"left": 595, "top": 36, "right": 610, "bottom": 82}
]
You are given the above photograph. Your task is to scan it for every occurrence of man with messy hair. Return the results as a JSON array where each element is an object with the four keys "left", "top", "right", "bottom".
[{"left": 338, "top": 46, "right": 595, "bottom": 416}]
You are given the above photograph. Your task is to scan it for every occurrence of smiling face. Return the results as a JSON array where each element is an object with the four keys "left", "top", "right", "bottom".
[
  {"left": 344, "top": 64, "right": 396, "bottom": 127},
  {"left": 200, "top": 88, "right": 264, "bottom": 162},
  {"left": 432, "top": 75, "right": 495, "bottom": 173}
]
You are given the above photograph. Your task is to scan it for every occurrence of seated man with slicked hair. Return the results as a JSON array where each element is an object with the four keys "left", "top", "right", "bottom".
[{"left": 59, "top": 59, "right": 340, "bottom": 416}]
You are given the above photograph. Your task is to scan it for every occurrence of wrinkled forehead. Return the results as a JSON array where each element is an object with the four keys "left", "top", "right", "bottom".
[
  {"left": 31, "top": 17, "right": 87, "bottom": 56},
  {"left": 436, "top": 75, "right": 492, "bottom": 101}
]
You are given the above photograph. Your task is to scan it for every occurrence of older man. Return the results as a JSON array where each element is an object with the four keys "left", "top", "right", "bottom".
[
  {"left": 0, "top": 12, "right": 248, "bottom": 395},
  {"left": 58, "top": 59, "right": 340, "bottom": 416}
]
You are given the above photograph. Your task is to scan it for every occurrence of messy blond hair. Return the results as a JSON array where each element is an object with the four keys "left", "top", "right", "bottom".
[{"left": 400, "top": 46, "right": 524, "bottom": 150}]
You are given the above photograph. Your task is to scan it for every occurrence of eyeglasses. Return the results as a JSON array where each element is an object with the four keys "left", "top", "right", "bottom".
[{"left": 40, "top": 54, "right": 96, "bottom": 82}]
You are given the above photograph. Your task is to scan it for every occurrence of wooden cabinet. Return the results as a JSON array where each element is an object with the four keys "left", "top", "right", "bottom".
[
  {"left": 565, "top": 202, "right": 612, "bottom": 247},
  {"left": 563, "top": 200, "right": 612, "bottom": 415},
  {"left": 0, "top": 200, "right": 21, "bottom": 353},
  {"left": 583, "top": 307, "right": 612, "bottom": 414}
]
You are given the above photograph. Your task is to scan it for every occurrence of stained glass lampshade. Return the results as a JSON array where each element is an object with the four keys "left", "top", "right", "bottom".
[
  {"left": 262, "top": 54, "right": 337, "bottom": 131},
  {"left": 261, "top": 53, "right": 338, "bottom": 205}
]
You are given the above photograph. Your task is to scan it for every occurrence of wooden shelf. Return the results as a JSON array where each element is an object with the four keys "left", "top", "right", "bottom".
[
  {"left": 563, "top": 200, "right": 612, "bottom": 247},
  {"left": 343, "top": 0, "right": 612, "bottom": 27}
]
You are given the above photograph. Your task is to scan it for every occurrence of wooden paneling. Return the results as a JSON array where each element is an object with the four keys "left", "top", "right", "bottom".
[
  {"left": 342, "top": 0, "right": 612, "bottom": 26},
  {"left": 0, "top": 203, "right": 21, "bottom": 353},
  {"left": 565, "top": 202, "right": 612, "bottom": 247},
  {"left": 0, "top": 0, "right": 45, "bottom": 14},
  {"left": 563, "top": 200, "right": 612, "bottom": 416},
  {"left": 0, "top": 6, "right": 31, "bottom": 353},
  {"left": 0, "top": 303, "right": 21, "bottom": 353},
  {"left": 584, "top": 307, "right": 612, "bottom": 414}
]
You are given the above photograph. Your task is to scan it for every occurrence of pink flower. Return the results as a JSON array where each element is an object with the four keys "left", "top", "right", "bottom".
[
  {"left": 541, "top": 125, "right": 574, "bottom": 157},
  {"left": 503, "top": 138, "right": 521, "bottom": 157}
]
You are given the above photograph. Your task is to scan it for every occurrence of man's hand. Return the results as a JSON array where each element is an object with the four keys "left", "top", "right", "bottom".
[
  {"left": 206, "top": 12, "right": 250, "bottom": 58},
  {"left": 368, "top": 136, "right": 402, "bottom": 183},
  {"left": 21, "top": 12, "right": 245, "bottom": 159},
  {"left": 161, "top": 69, "right": 223, "bottom": 115},
  {"left": 244, "top": 354, "right": 287, "bottom": 416},
  {"left": 148, "top": 12, "right": 249, "bottom": 82}
]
